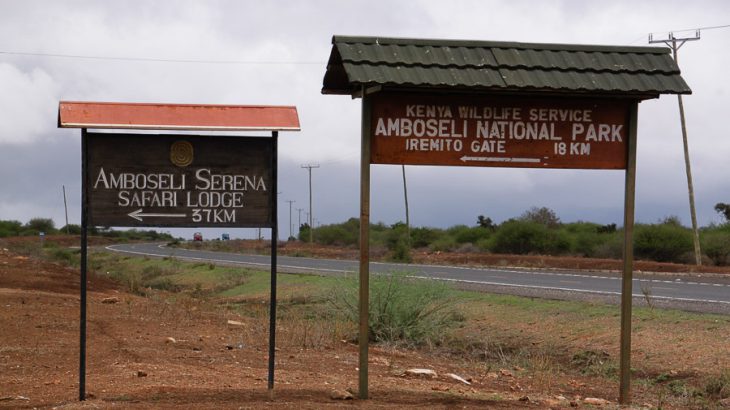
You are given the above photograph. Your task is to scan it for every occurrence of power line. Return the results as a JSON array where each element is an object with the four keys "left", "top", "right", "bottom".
[
  {"left": 0, "top": 50, "right": 322, "bottom": 65},
  {"left": 656, "top": 23, "right": 730, "bottom": 35},
  {"left": 627, "top": 23, "right": 729, "bottom": 45},
  {"left": 317, "top": 151, "right": 359, "bottom": 166}
]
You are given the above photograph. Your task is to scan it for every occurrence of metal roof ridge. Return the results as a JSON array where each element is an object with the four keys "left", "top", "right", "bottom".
[
  {"left": 331, "top": 35, "right": 670, "bottom": 55},
  {"left": 339, "top": 60, "right": 679, "bottom": 75}
]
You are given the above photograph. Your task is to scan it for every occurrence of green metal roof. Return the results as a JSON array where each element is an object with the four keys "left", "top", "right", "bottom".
[{"left": 322, "top": 36, "right": 691, "bottom": 98}]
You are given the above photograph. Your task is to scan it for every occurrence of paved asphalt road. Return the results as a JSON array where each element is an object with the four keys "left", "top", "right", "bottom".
[{"left": 107, "top": 243, "right": 730, "bottom": 313}]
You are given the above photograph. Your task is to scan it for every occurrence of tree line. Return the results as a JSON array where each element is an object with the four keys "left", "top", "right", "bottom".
[
  {"left": 0, "top": 218, "right": 172, "bottom": 241},
  {"left": 299, "top": 204, "right": 730, "bottom": 266}
]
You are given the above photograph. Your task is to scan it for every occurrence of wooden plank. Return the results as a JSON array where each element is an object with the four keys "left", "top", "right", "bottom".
[
  {"left": 59, "top": 101, "right": 300, "bottom": 131},
  {"left": 370, "top": 92, "right": 631, "bottom": 169},
  {"left": 86, "top": 132, "right": 273, "bottom": 228}
]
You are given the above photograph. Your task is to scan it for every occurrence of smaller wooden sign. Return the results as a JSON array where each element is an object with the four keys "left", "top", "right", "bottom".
[
  {"left": 86, "top": 133, "right": 273, "bottom": 228},
  {"left": 370, "top": 93, "right": 631, "bottom": 169}
]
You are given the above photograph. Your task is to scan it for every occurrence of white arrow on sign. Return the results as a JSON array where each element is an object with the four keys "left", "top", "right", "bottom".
[
  {"left": 128, "top": 208, "right": 187, "bottom": 222},
  {"left": 460, "top": 155, "right": 541, "bottom": 164}
]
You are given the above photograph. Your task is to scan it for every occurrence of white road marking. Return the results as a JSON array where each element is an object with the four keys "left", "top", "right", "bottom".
[
  {"left": 104, "top": 244, "right": 730, "bottom": 304},
  {"left": 408, "top": 275, "right": 730, "bottom": 305}
]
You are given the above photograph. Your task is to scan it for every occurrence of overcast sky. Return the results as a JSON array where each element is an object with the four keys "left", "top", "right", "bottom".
[{"left": 1, "top": 0, "right": 729, "bottom": 239}]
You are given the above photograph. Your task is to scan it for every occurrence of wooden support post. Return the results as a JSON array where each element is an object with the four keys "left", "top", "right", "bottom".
[
  {"left": 358, "top": 88, "right": 372, "bottom": 400},
  {"left": 619, "top": 102, "right": 638, "bottom": 405}
]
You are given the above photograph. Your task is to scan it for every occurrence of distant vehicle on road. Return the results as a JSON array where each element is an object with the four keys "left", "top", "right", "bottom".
[{"left": 193, "top": 232, "right": 203, "bottom": 241}]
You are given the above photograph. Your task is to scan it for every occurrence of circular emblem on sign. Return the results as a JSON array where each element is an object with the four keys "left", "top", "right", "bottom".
[{"left": 170, "top": 141, "right": 193, "bottom": 167}]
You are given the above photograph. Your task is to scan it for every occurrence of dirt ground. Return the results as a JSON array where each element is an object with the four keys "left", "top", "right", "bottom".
[{"left": 0, "top": 241, "right": 654, "bottom": 409}]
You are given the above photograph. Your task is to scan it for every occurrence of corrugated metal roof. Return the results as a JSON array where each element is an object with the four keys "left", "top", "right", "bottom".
[{"left": 322, "top": 36, "right": 691, "bottom": 98}]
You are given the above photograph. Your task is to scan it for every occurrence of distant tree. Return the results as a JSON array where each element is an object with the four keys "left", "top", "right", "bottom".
[
  {"left": 298, "top": 223, "right": 311, "bottom": 242},
  {"left": 661, "top": 215, "right": 683, "bottom": 227},
  {"left": 519, "top": 206, "right": 561, "bottom": 228},
  {"left": 715, "top": 203, "right": 730, "bottom": 223},
  {"left": 476, "top": 215, "right": 496, "bottom": 230},
  {"left": 596, "top": 223, "right": 617, "bottom": 234},
  {"left": 24, "top": 218, "right": 56, "bottom": 234},
  {"left": 0, "top": 220, "right": 23, "bottom": 237},
  {"left": 60, "top": 224, "right": 82, "bottom": 235}
]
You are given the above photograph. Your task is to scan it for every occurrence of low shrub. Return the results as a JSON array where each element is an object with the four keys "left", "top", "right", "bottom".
[
  {"left": 327, "top": 272, "right": 463, "bottom": 347},
  {"left": 704, "top": 370, "right": 730, "bottom": 399},
  {"left": 429, "top": 236, "right": 457, "bottom": 252}
]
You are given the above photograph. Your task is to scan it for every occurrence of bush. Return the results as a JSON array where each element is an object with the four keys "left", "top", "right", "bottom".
[
  {"left": 701, "top": 225, "right": 730, "bottom": 266},
  {"left": 429, "top": 236, "right": 457, "bottom": 252},
  {"left": 592, "top": 235, "right": 624, "bottom": 259},
  {"left": 634, "top": 222, "right": 693, "bottom": 263},
  {"left": 491, "top": 220, "right": 570, "bottom": 255},
  {"left": 60, "top": 224, "right": 82, "bottom": 235},
  {"left": 47, "top": 247, "right": 80, "bottom": 267},
  {"left": 447, "top": 225, "right": 492, "bottom": 245},
  {"left": 561, "top": 222, "right": 618, "bottom": 257},
  {"left": 25, "top": 217, "right": 56, "bottom": 234},
  {"left": 385, "top": 222, "right": 411, "bottom": 262},
  {"left": 520, "top": 206, "right": 561, "bottom": 228},
  {"left": 0, "top": 220, "right": 23, "bottom": 237},
  {"left": 298, "top": 223, "right": 311, "bottom": 242},
  {"left": 410, "top": 226, "right": 444, "bottom": 248},
  {"left": 314, "top": 218, "right": 359, "bottom": 246},
  {"left": 327, "top": 272, "right": 463, "bottom": 347}
]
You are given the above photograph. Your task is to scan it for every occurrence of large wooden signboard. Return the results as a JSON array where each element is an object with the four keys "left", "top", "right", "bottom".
[
  {"left": 370, "top": 93, "right": 630, "bottom": 169},
  {"left": 87, "top": 132, "right": 273, "bottom": 227}
]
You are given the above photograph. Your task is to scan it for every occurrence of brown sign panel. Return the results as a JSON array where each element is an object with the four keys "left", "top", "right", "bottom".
[
  {"left": 87, "top": 133, "right": 273, "bottom": 228},
  {"left": 370, "top": 93, "right": 631, "bottom": 169}
]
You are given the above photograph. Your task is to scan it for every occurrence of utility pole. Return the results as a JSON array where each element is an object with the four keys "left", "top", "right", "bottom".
[
  {"left": 296, "top": 208, "right": 304, "bottom": 237},
  {"left": 401, "top": 165, "right": 411, "bottom": 247},
  {"left": 62, "top": 185, "right": 70, "bottom": 234},
  {"left": 285, "top": 200, "right": 295, "bottom": 240},
  {"left": 649, "top": 30, "right": 702, "bottom": 266},
  {"left": 301, "top": 164, "right": 320, "bottom": 243},
  {"left": 275, "top": 191, "right": 283, "bottom": 242}
]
